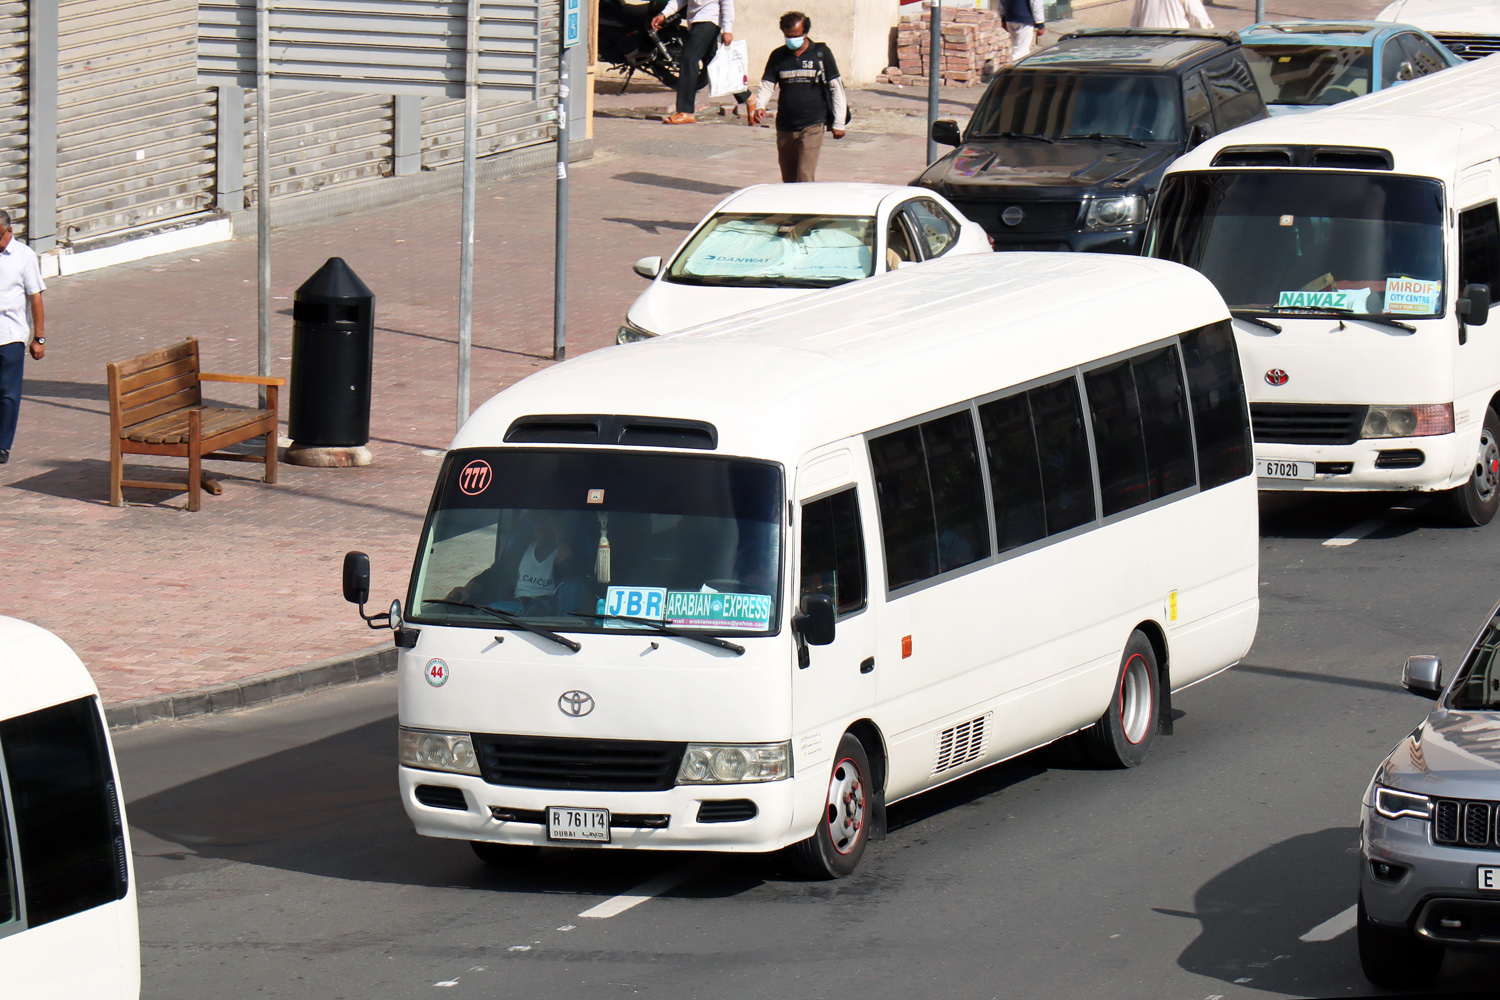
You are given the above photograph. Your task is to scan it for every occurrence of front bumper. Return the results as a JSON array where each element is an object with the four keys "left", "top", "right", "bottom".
[
  {"left": 399, "top": 765, "right": 813, "bottom": 852},
  {"left": 1362, "top": 804, "right": 1500, "bottom": 946},
  {"left": 988, "top": 227, "right": 1141, "bottom": 255},
  {"left": 1254, "top": 434, "right": 1465, "bottom": 492}
]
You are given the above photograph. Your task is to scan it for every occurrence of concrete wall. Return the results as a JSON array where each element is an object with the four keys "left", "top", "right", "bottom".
[{"left": 735, "top": 0, "right": 902, "bottom": 87}]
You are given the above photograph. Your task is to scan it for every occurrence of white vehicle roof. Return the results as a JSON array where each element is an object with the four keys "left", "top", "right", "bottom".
[
  {"left": 1167, "top": 50, "right": 1500, "bottom": 183},
  {"left": 709, "top": 182, "right": 945, "bottom": 215},
  {"left": 457, "top": 253, "right": 1229, "bottom": 462},
  {"left": 0, "top": 617, "right": 100, "bottom": 722},
  {"left": 1377, "top": 0, "right": 1500, "bottom": 32}
]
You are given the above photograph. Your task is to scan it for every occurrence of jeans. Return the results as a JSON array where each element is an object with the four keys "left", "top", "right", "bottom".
[{"left": 0, "top": 341, "right": 23, "bottom": 452}]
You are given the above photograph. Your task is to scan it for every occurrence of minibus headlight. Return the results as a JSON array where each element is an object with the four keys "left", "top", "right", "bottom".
[
  {"left": 1085, "top": 195, "right": 1146, "bottom": 230},
  {"left": 616, "top": 318, "right": 657, "bottom": 344},
  {"left": 1374, "top": 786, "right": 1432, "bottom": 821},
  {"left": 399, "top": 726, "right": 480, "bottom": 776},
  {"left": 1361, "top": 403, "right": 1454, "bottom": 439},
  {"left": 676, "top": 742, "right": 792, "bottom": 784}
]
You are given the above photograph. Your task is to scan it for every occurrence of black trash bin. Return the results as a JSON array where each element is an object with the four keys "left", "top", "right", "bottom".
[{"left": 288, "top": 257, "right": 374, "bottom": 452}]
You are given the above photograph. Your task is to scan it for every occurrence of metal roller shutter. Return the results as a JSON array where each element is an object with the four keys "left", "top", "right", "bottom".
[
  {"left": 244, "top": 90, "right": 394, "bottom": 202},
  {"left": 0, "top": 1, "right": 27, "bottom": 237},
  {"left": 55, "top": 0, "right": 217, "bottom": 243}
]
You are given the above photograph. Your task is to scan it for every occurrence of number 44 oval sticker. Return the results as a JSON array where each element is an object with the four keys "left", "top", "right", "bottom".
[{"left": 424, "top": 658, "right": 450, "bottom": 687}]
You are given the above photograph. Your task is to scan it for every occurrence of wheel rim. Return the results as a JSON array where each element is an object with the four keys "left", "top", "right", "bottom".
[
  {"left": 824, "top": 756, "right": 865, "bottom": 855},
  {"left": 1474, "top": 426, "right": 1500, "bottom": 504},
  {"left": 1119, "top": 652, "right": 1154, "bottom": 745}
]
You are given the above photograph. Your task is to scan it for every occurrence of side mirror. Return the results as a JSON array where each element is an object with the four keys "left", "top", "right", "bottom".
[
  {"left": 633, "top": 255, "right": 662, "bottom": 279},
  {"left": 1459, "top": 283, "right": 1491, "bottom": 327},
  {"left": 931, "top": 119, "right": 962, "bottom": 147},
  {"left": 1187, "top": 122, "right": 1212, "bottom": 150},
  {"left": 1402, "top": 654, "right": 1443, "bottom": 699},
  {"left": 343, "top": 551, "right": 371, "bottom": 606},
  {"left": 793, "top": 594, "right": 836, "bottom": 646}
]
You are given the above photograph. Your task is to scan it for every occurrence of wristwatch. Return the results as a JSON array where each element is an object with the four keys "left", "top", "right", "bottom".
[{"left": 32, "top": 336, "right": 44, "bottom": 345}]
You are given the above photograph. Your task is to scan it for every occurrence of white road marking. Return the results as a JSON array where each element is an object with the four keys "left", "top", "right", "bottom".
[
  {"left": 508, "top": 945, "right": 531, "bottom": 952},
  {"left": 578, "top": 861, "right": 712, "bottom": 919},
  {"left": 1299, "top": 904, "right": 1358, "bottom": 942},
  {"left": 557, "top": 924, "right": 576, "bottom": 932},
  {"left": 434, "top": 980, "right": 460, "bottom": 988},
  {"left": 1322, "top": 516, "right": 1393, "bottom": 547}
]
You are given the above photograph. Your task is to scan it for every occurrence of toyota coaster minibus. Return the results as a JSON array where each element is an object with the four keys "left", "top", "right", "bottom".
[
  {"left": 346, "top": 252, "right": 1261, "bottom": 878},
  {"left": 1145, "top": 53, "right": 1500, "bottom": 524}
]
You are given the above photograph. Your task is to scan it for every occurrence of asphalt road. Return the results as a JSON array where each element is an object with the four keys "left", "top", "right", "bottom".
[{"left": 115, "top": 489, "right": 1500, "bottom": 999}]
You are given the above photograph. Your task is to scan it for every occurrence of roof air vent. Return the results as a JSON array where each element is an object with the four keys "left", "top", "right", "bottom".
[
  {"left": 503, "top": 414, "right": 718, "bottom": 449},
  {"left": 1212, "top": 146, "right": 1293, "bottom": 167},
  {"left": 1308, "top": 147, "right": 1394, "bottom": 170}
]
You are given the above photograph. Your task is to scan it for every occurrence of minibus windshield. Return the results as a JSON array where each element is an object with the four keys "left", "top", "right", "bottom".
[
  {"left": 666, "top": 213, "right": 875, "bottom": 287},
  {"left": 1242, "top": 45, "right": 1372, "bottom": 107},
  {"left": 1149, "top": 171, "right": 1445, "bottom": 318},
  {"left": 967, "top": 72, "right": 1181, "bottom": 144},
  {"left": 409, "top": 449, "right": 784, "bottom": 637}
]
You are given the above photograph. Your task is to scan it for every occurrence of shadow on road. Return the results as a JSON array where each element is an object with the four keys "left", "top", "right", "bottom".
[{"left": 1257, "top": 491, "right": 1443, "bottom": 541}]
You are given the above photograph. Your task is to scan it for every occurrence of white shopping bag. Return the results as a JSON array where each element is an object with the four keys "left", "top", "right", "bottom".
[{"left": 706, "top": 38, "right": 750, "bottom": 97}]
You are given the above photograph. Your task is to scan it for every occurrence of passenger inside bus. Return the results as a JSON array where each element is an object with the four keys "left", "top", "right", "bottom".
[{"left": 446, "top": 510, "right": 589, "bottom": 615}]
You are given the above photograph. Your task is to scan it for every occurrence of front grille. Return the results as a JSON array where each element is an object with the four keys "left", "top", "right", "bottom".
[
  {"left": 1376, "top": 449, "right": 1425, "bottom": 470},
  {"left": 475, "top": 734, "right": 686, "bottom": 791},
  {"left": 1432, "top": 33, "right": 1500, "bottom": 60},
  {"left": 1436, "top": 799, "right": 1460, "bottom": 843},
  {"left": 1250, "top": 403, "right": 1368, "bottom": 445},
  {"left": 958, "top": 199, "right": 1083, "bottom": 234},
  {"left": 1432, "top": 797, "right": 1500, "bottom": 848},
  {"left": 1466, "top": 802, "right": 1492, "bottom": 846},
  {"left": 415, "top": 785, "right": 470, "bottom": 811},
  {"left": 697, "top": 799, "right": 759, "bottom": 823},
  {"left": 990, "top": 240, "right": 1072, "bottom": 252}
]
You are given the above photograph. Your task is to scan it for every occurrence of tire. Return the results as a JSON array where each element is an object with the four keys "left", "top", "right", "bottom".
[
  {"left": 787, "top": 733, "right": 871, "bottom": 879},
  {"left": 470, "top": 840, "right": 540, "bottom": 866},
  {"left": 1444, "top": 406, "right": 1500, "bottom": 527},
  {"left": 1357, "top": 893, "right": 1443, "bottom": 989},
  {"left": 1076, "top": 630, "right": 1160, "bottom": 769}
]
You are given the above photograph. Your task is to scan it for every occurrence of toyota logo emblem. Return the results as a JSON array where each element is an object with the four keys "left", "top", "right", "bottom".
[
  {"left": 1001, "top": 205, "right": 1025, "bottom": 227},
  {"left": 558, "top": 690, "right": 595, "bottom": 717},
  {"left": 1265, "top": 368, "right": 1289, "bottom": 386}
]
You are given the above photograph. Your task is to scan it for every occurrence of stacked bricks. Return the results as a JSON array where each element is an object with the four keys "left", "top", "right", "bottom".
[{"left": 877, "top": 3, "right": 1013, "bottom": 87}]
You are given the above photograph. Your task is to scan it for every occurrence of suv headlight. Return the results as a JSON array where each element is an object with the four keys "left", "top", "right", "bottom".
[
  {"left": 676, "top": 742, "right": 792, "bottom": 784},
  {"left": 399, "top": 726, "right": 480, "bottom": 776},
  {"left": 617, "top": 317, "right": 657, "bottom": 344},
  {"left": 1374, "top": 786, "right": 1432, "bottom": 820},
  {"left": 1085, "top": 194, "right": 1147, "bottom": 230},
  {"left": 1361, "top": 403, "right": 1454, "bottom": 439}
]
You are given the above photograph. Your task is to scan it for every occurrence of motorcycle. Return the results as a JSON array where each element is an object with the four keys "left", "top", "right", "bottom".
[{"left": 597, "top": 0, "right": 710, "bottom": 92}]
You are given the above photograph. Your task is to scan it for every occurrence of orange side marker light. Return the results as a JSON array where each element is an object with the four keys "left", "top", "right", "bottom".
[{"left": 901, "top": 635, "right": 913, "bottom": 659}]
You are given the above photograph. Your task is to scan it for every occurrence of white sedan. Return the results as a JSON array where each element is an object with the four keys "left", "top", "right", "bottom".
[{"left": 617, "top": 182, "right": 993, "bottom": 343}]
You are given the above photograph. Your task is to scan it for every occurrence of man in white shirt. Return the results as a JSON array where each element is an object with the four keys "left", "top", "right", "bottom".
[
  {"left": 1131, "top": 0, "right": 1214, "bottom": 29},
  {"left": 653, "top": 0, "right": 737, "bottom": 124},
  {"left": 0, "top": 209, "right": 45, "bottom": 465}
]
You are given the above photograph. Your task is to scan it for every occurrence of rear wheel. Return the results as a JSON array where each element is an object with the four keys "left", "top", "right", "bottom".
[
  {"left": 1076, "top": 630, "right": 1159, "bottom": 768},
  {"left": 1357, "top": 893, "right": 1443, "bottom": 989},
  {"left": 470, "top": 841, "right": 540, "bottom": 866},
  {"left": 1444, "top": 407, "right": 1500, "bottom": 527},
  {"left": 787, "top": 733, "right": 871, "bottom": 879}
]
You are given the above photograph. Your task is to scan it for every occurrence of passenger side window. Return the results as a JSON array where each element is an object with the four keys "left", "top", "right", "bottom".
[
  {"left": 1180, "top": 321, "right": 1252, "bottom": 489},
  {"left": 870, "top": 411, "right": 990, "bottom": 591},
  {"left": 0, "top": 697, "right": 127, "bottom": 928},
  {"left": 800, "top": 487, "right": 868, "bottom": 617},
  {"left": 1203, "top": 56, "right": 1263, "bottom": 130},
  {"left": 904, "top": 200, "right": 959, "bottom": 259},
  {"left": 1084, "top": 346, "right": 1196, "bottom": 516},
  {"left": 978, "top": 375, "right": 1097, "bottom": 553},
  {"left": 885, "top": 215, "right": 917, "bottom": 272},
  {"left": 1380, "top": 37, "right": 1413, "bottom": 87},
  {"left": 1460, "top": 202, "right": 1500, "bottom": 294},
  {"left": 1399, "top": 33, "right": 1450, "bottom": 76},
  {"left": 1183, "top": 71, "right": 1212, "bottom": 135}
]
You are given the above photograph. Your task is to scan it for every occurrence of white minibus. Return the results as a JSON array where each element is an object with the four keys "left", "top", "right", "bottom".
[
  {"left": 1145, "top": 54, "right": 1500, "bottom": 524},
  {"left": 345, "top": 252, "right": 1260, "bottom": 878},
  {"left": 0, "top": 617, "right": 139, "bottom": 998}
]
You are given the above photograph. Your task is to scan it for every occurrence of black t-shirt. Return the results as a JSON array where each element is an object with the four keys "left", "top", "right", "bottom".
[{"left": 763, "top": 43, "right": 840, "bottom": 133}]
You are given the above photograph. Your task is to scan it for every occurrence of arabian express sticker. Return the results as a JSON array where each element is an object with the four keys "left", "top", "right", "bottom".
[{"left": 603, "top": 586, "right": 773, "bottom": 630}]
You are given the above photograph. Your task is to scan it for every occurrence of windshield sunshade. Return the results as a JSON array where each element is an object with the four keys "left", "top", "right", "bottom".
[
  {"left": 1149, "top": 171, "right": 1445, "bottom": 318},
  {"left": 967, "top": 72, "right": 1180, "bottom": 144},
  {"left": 410, "top": 449, "right": 784, "bottom": 636},
  {"left": 666, "top": 213, "right": 875, "bottom": 287},
  {"left": 1243, "top": 44, "right": 1372, "bottom": 106}
]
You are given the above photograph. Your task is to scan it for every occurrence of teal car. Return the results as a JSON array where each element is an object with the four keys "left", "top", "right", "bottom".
[{"left": 1238, "top": 20, "right": 1461, "bottom": 115}]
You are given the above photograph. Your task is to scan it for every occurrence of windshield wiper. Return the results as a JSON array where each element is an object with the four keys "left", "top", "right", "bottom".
[
  {"left": 1060, "top": 132, "right": 1146, "bottom": 147},
  {"left": 980, "top": 130, "right": 1054, "bottom": 143},
  {"left": 1273, "top": 305, "right": 1419, "bottom": 332},
  {"left": 1231, "top": 310, "right": 1282, "bottom": 333},
  {"left": 424, "top": 598, "right": 581, "bottom": 652},
  {"left": 569, "top": 612, "right": 746, "bottom": 655}
]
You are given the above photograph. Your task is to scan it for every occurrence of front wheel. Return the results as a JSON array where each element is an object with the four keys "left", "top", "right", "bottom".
[
  {"left": 1357, "top": 893, "right": 1443, "bottom": 989},
  {"left": 787, "top": 733, "right": 871, "bottom": 879},
  {"left": 1075, "top": 630, "right": 1160, "bottom": 768},
  {"left": 1443, "top": 406, "right": 1500, "bottom": 527}
]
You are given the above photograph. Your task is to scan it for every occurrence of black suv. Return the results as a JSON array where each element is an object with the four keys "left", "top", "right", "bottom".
[{"left": 913, "top": 29, "right": 1269, "bottom": 254}]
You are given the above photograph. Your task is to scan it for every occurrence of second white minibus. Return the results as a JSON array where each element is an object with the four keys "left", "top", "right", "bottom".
[
  {"left": 346, "top": 252, "right": 1260, "bottom": 878},
  {"left": 1146, "top": 54, "right": 1500, "bottom": 524}
]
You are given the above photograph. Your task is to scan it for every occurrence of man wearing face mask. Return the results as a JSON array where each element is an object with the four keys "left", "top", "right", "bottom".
[{"left": 747, "top": 12, "right": 848, "bottom": 183}]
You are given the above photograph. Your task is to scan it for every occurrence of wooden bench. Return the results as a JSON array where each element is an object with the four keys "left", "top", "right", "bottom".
[{"left": 106, "top": 339, "right": 285, "bottom": 512}]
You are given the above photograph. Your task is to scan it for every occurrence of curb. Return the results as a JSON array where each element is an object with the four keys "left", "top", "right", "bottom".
[{"left": 104, "top": 644, "right": 397, "bottom": 730}]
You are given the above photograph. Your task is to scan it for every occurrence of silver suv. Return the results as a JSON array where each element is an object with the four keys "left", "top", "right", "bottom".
[{"left": 1360, "top": 602, "right": 1500, "bottom": 988}]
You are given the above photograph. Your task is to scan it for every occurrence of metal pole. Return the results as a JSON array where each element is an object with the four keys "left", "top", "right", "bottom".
[
  {"left": 256, "top": 0, "right": 271, "bottom": 407},
  {"left": 553, "top": 61, "right": 569, "bottom": 361},
  {"left": 926, "top": 0, "right": 941, "bottom": 165},
  {"left": 457, "top": 0, "right": 479, "bottom": 430},
  {"left": 1254, "top": 0, "right": 1265, "bottom": 22}
]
